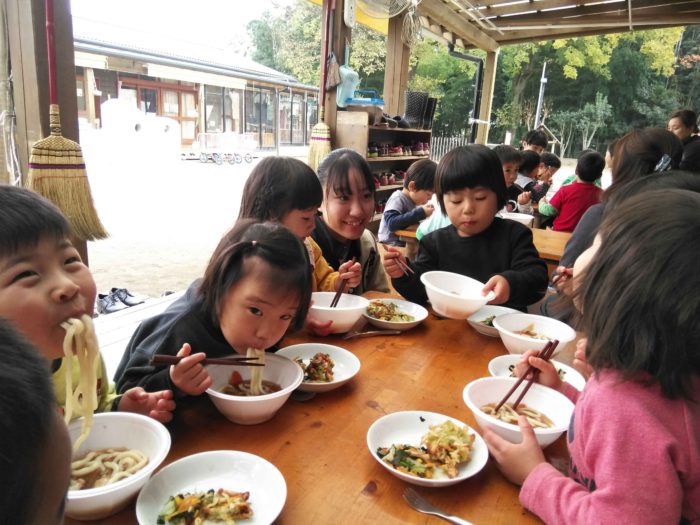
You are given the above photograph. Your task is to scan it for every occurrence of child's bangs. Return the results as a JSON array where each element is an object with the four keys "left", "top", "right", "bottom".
[
  {"left": 325, "top": 156, "right": 374, "bottom": 198},
  {"left": 0, "top": 221, "right": 68, "bottom": 259},
  {"left": 290, "top": 174, "right": 323, "bottom": 210}
]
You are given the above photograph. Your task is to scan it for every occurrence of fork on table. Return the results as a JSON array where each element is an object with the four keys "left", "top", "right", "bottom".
[{"left": 403, "top": 487, "right": 475, "bottom": 525}]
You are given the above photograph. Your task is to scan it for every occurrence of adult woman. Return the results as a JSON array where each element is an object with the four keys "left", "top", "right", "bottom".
[
  {"left": 311, "top": 148, "right": 389, "bottom": 294},
  {"left": 668, "top": 109, "right": 700, "bottom": 172}
]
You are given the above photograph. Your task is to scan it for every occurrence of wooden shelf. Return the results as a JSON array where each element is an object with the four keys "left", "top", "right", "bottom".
[
  {"left": 376, "top": 184, "right": 403, "bottom": 192},
  {"left": 369, "top": 126, "right": 432, "bottom": 133},
  {"left": 368, "top": 155, "right": 429, "bottom": 162}
]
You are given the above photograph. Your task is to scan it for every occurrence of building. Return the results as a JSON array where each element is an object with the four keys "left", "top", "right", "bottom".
[{"left": 72, "top": 16, "right": 319, "bottom": 150}]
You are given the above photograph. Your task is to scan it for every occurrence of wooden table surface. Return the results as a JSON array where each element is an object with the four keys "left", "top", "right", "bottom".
[
  {"left": 396, "top": 225, "right": 572, "bottom": 265},
  {"left": 69, "top": 292, "right": 573, "bottom": 525}
]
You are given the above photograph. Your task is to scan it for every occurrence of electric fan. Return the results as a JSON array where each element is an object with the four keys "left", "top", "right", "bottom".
[{"left": 356, "top": 0, "right": 417, "bottom": 18}]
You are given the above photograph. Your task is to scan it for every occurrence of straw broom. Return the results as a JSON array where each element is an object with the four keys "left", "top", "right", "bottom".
[
  {"left": 28, "top": 0, "right": 107, "bottom": 241},
  {"left": 308, "top": 0, "right": 335, "bottom": 171}
]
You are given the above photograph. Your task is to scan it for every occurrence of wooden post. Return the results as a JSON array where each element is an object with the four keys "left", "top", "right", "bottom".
[
  {"left": 7, "top": 0, "right": 88, "bottom": 263},
  {"left": 323, "top": 0, "right": 351, "bottom": 142},
  {"left": 84, "top": 67, "right": 97, "bottom": 126},
  {"left": 476, "top": 49, "right": 499, "bottom": 145},
  {"left": 383, "top": 15, "right": 411, "bottom": 117}
]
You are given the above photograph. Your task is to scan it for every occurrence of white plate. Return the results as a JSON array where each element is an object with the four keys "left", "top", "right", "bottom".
[
  {"left": 467, "top": 305, "right": 519, "bottom": 337},
  {"left": 136, "top": 451, "right": 286, "bottom": 525},
  {"left": 366, "top": 411, "right": 489, "bottom": 487},
  {"left": 363, "top": 298, "right": 429, "bottom": 330},
  {"left": 275, "top": 343, "right": 360, "bottom": 393},
  {"left": 488, "top": 354, "right": 586, "bottom": 391}
]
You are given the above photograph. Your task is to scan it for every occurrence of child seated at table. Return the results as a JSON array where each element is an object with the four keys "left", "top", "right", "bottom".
[
  {"left": 0, "top": 318, "right": 72, "bottom": 525},
  {"left": 484, "top": 189, "right": 700, "bottom": 524},
  {"left": 512, "top": 150, "right": 542, "bottom": 214},
  {"left": 530, "top": 152, "right": 561, "bottom": 204},
  {"left": 493, "top": 144, "right": 526, "bottom": 213},
  {"left": 538, "top": 151, "right": 604, "bottom": 232},
  {"left": 0, "top": 185, "right": 175, "bottom": 423},
  {"left": 378, "top": 159, "right": 437, "bottom": 246},
  {"left": 383, "top": 145, "right": 548, "bottom": 311},
  {"left": 237, "top": 156, "right": 361, "bottom": 293},
  {"left": 114, "top": 220, "right": 312, "bottom": 399}
]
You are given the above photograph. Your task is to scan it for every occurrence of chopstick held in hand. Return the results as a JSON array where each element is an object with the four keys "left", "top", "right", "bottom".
[
  {"left": 330, "top": 256, "right": 356, "bottom": 308},
  {"left": 150, "top": 354, "right": 264, "bottom": 367},
  {"left": 494, "top": 340, "right": 559, "bottom": 413}
]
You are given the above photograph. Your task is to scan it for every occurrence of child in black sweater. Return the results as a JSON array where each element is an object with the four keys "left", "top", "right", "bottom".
[{"left": 382, "top": 145, "right": 548, "bottom": 310}]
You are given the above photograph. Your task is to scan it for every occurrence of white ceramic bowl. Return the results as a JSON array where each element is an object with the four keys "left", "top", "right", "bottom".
[
  {"left": 463, "top": 377, "right": 574, "bottom": 447},
  {"left": 206, "top": 354, "right": 303, "bottom": 424},
  {"left": 487, "top": 354, "right": 586, "bottom": 391},
  {"left": 500, "top": 212, "right": 534, "bottom": 227},
  {"left": 467, "top": 305, "right": 519, "bottom": 337},
  {"left": 366, "top": 410, "right": 488, "bottom": 487},
  {"left": 275, "top": 343, "right": 361, "bottom": 393},
  {"left": 310, "top": 292, "right": 370, "bottom": 334},
  {"left": 420, "top": 271, "right": 494, "bottom": 319},
  {"left": 66, "top": 413, "right": 171, "bottom": 520},
  {"left": 136, "top": 450, "right": 286, "bottom": 525},
  {"left": 492, "top": 313, "right": 576, "bottom": 357},
  {"left": 363, "top": 298, "right": 429, "bottom": 330}
]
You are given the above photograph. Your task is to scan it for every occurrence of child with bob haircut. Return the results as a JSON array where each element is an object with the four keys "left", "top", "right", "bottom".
[
  {"left": 383, "top": 145, "right": 548, "bottom": 310},
  {"left": 485, "top": 189, "right": 700, "bottom": 524},
  {"left": 0, "top": 318, "right": 71, "bottom": 525},
  {"left": 237, "top": 156, "right": 361, "bottom": 292},
  {"left": 378, "top": 158, "right": 436, "bottom": 246},
  {"left": 115, "top": 220, "right": 312, "bottom": 398},
  {"left": 311, "top": 148, "right": 389, "bottom": 294},
  {"left": 0, "top": 185, "right": 174, "bottom": 423}
]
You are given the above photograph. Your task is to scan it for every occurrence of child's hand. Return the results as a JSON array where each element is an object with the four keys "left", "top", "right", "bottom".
[
  {"left": 551, "top": 266, "right": 574, "bottom": 295},
  {"left": 518, "top": 191, "right": 532, "bottom": 205},
  {"left": 119, "top": 387, "right": 176, "bottom": 423},
  {"left": 168, "top": 343, "right": 212, "bottom": 395},
  {"left": 514, "top": 350, "right": 564, "bottom": 393},
  {"left": 305, "top": 301, "right": 334, "bottom": 336},
  {"left": 483, "top": 275, "right": 510, "bottom": 304},
  {"left": 482, "top": 416, "right": 547, "bottom": 486},
  {"left": 382, "top": 246, "right": 410, "bottom": 279},
  {"left": 506, "top": 202, "right": 515, "bottom": 212},
  {"left": 337, "top": 260, "right": 362, "bottom": 290},
  {"left": 573, "top": 337, "right": 593, "bottom": 379},
  {"left": 422, "top": 203, "right": 435, "bottom": 217}
]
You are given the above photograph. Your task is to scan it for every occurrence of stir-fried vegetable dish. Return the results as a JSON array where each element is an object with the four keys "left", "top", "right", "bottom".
[
  {"left": 480, "top": 315, "right": 496, "bottom": 327},
  {"left": 157, "top": 488, "right": 253, "bottom": 525},
  {"left": 367, "top": 300, "right": 415, "bottom": 322},
  {"left": 376, "top": 420, "right": 475, "bottom": 479},
  {"left": 294, "top": 352, "right": 334, "bottom": 382}
]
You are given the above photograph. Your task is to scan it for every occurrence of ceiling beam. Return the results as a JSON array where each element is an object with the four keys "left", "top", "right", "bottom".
[
  {"left": 494, "top": 21, "right": 696, "bottom": 43},
  {"left": 419, "top": 0, "right": 499, "bottom": 51},
  {"left": 491, "top": 13, "right": 700, "bottom": 29},
  {"left": 480, "top": 0, "right": 594, "bottom": 18}
]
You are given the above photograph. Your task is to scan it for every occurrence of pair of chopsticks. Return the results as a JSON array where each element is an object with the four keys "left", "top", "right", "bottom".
[
  {"left": 494, "top": 339, "right": 560, "bottom": 412},
  {"left": 395, "top": 257, "right": 414, "bottom": 276},
  {"left": 330, "top": 257, "right": 356, "bottom": 308},
  {"left": 150, "top": 355, "right": 264, "bottom": 367}
]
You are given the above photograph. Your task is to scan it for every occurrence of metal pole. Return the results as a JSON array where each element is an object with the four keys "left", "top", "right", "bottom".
[{"left": 534, "top": 61, "right": 547, "bottom": 129}]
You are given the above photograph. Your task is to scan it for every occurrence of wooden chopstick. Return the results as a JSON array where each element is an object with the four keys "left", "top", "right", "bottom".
[
  {"left": 493, "top": 339, "right": 558, "bottom": 413},
  {"left": 330, "top": 278, "right": 347, "bottom": 308},
  {"left": 511, "top": 340, "right": 559, "bottom": 410},
  {"left": 395, "top": 257, "right": 415, "bottom": 276},
  {"left": 150, "top": 354, "right": 265, "bottom": 367}
]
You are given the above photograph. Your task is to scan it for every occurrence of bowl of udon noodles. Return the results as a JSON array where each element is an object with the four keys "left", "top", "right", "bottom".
[
  {"left": 206, "top": 352, "right": 303, "bottom": 425},
  {"left": 309, "top": 292, "right": 370, "bottom": 334},
  {"left": 66, "top": 412, "right": 171, "bottom": 520},
  {"left": 492, "top": 313, "right": 576, "bottom": 356},
  {"left": 420, "top": 271, "right": 494, "bottom": 319},
  {"left": 463, "top": 377, "right": 574, "bottom": 447}
]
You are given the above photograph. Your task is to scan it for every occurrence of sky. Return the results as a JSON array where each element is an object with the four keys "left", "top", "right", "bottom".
[{"left": 70, "top": 0, "right": 297, "bottom": 51}]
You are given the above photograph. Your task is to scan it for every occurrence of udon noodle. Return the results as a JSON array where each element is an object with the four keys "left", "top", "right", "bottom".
[
  {"left": 480, "top": 402, "right": 554, "bottom": 429},
  {"left": 70, "top": 447, "right": 148, "bottom": 490},
  {"left": 61, "top": 315, "right": 100, "bottom": 451},
  {"left": 220, "top": 348, "right": 280, "bottom": 396}
]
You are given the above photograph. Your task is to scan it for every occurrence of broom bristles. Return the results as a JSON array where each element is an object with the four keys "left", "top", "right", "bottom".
[
  {"left": 308, "top": 120, "right": 331, "bottom": 172},
  {"left": 28, "top": 105, "right": 108, "bottom": 241}
]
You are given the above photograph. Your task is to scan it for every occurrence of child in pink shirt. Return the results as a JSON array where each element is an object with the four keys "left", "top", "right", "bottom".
[
  {"left": 539, "top": 151, "right": 604, "bottom": 232},
  {"left": 484, "top": 189, "right": 700, "bottom": 524}
]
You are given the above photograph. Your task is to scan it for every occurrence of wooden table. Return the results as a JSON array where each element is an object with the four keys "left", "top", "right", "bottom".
[
  {"left": 396, "top": 225, "right": 572, "bottom": 267},
  {"left": 69, "top": 292, "right": 573, "bottom": 525}
]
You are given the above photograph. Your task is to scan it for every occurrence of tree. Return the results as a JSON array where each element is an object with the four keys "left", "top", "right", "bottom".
[
  {"left": 549, "top": 110, "right": 578, "bottom": 158},
  {"left": 580, "top": 93, "right": 612, "bottom": 149}
]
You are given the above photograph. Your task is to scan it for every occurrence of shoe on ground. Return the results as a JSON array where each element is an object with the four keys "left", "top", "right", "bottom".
[
  {"left": 110, "top": 287, "right": 147, "bottom": 306},
  {"left": 96, "top": 293, "right": 129, "bottom": 315}
]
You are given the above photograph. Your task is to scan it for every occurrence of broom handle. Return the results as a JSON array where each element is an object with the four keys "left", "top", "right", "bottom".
[
  {"left": 319, "top": 0, "right": 335, "bottom": 118},
  {"left": 45, "top": 0, "right": 58, "bottom": 105}
]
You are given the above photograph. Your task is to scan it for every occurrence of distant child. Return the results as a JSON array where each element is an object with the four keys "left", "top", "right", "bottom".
[
  {"left": 311, "top": 148, "right": 389, "bottom": 294},
  {"left": 378, "top": 159, "right": 437, "bottom": 246},
  {"left": 484, "top": 189, "right": 700, "bottom": 524},
  {"left": 115, "top": 220, "right": 312, "bottom": 397},
  {"left": 383, "top": 145, "right": 548, "bottom": 310},
  {"left": 530, "top": 152, "right": 560, "bottom": 203},
  {"left": 493, "top": 144, "right": 526, "bottom": 212},
  {"left": 520, "top": 129, "right": 548, "bottom": 154},
  {"left": 513, "top": 150, "right": 541, "bottom": 214},
  {"left": 237, "top": 156, "right": 361, "bottom": 293},
  {"left": 538, "top": 151, "right": 604, "bottom": 232},
  {"left": 0, "top": 318, "right": 71, "bottom": 525},
  {"left": 0, "top": 185, "right": 175, "bottom": 423}
]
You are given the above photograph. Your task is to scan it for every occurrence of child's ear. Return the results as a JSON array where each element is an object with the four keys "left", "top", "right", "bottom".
[{"left": 407, "top": 180, "right": 416, "bottom": 192}]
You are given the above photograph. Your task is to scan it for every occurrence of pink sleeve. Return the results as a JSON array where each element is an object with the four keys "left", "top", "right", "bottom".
[{"left": 520, "top": 387, "right": 684, "bottom": 524}]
